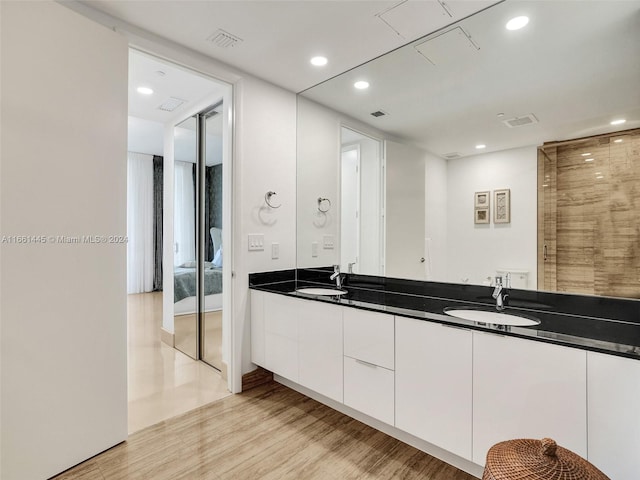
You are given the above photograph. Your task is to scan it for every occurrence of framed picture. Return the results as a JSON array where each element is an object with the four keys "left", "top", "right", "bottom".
[
  {"left": 474, "top": 191, "right": 490, "bottom": 208},
  {"left": 494, "top": 189, "right": 511, "bottom": 223},
  {"left": 475, "top": 207, "right": 490, "bottom": 224}
]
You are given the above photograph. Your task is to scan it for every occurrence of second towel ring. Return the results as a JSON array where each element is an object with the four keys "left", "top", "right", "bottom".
[
  {"left": 317, "top": 197, "right": 331, "bottom": 213},
  {"left": 265, "top": 191, "right": 281, "bottom": 208}
]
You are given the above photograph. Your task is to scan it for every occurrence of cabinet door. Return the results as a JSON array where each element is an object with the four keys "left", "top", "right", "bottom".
[
  {"left": 250, "top": 290, "right": 265, "bottom": 367},
  {"left": 587, "top": 351, "right": 640, "bottom": 479},
  {"left": 396, "top": 318, "right": 472, "bottom": 460},
  {"left": 473, "top": 332, "right": 587, "bottom": 465},
  {"left": 299, "top": 302, "right": 343, "bottom": 402},
  {"left": 344, "top": 356, "right": 394, "bottom": 425},
  {"left": 344, "top": 308, "right": 394, "bottom": 369},
  {"left": 264, "top": 294, "right": 300, "bottom": 381}
]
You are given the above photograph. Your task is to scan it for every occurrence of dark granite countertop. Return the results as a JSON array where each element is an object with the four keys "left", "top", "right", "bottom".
[{"left": 249, "top": 269, "right": 640, "bottom": 360}]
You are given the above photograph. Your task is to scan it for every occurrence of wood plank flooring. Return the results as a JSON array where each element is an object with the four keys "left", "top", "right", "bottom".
[{"left": 53, "top": 381, "right": 475, "bottom": 480}]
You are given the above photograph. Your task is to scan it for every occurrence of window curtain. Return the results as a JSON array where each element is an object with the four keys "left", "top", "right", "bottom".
[
  {"left": 127, "top": 152, "right": 154, "bottom": 294},
  {"left": 174, "top": 160, "right": 196, "bottom": 267},
  {"left": 152, "top": 156, "right": 163, "bottom": 291}
]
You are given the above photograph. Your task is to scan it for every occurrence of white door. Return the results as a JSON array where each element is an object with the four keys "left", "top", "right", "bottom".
[
  {"left": 1, "top": 3, "right": 128, "bottom": 479},
  {"left": 385, "top": 140, "right": 426, "bottom": 280},
  {"left": 341, "top": 146, "right": 360, "bottom": 272}
]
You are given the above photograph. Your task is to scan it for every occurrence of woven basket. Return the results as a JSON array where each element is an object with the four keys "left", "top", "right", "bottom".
[{"left": 482, "top": 438, "right": 610, "bottom": 480}]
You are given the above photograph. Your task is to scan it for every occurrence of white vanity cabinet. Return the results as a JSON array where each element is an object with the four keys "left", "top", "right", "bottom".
[
  {"left": 343, "top": 309, "right": 395, "bottom": 425},
  {"left": 472, "top": 332, "right": 587, "bottom": 465},
  {"left": 587, "top": 351, "right": 640, "bottom": 480},
  {"left": 395, "top": 318, "right": 473, "bottom": 460},
  {"left": 298, "top": 301, "right": 343, "bottom": 403},
  {"left": 250, "top": 290, "right": 343, "bottom": 401},
  {"left": 263, "top": 292, "right": 301, "bottom": 382}
]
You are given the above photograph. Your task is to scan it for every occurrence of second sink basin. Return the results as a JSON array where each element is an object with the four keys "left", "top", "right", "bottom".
[
  {"left": 296, "top": 287, "right": 348, "bottom": 296},
  {"left": 444, "top": 307, "right": 540, "bottom": 327}
]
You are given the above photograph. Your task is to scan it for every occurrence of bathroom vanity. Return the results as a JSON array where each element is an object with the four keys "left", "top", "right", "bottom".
[{"left": 249, "top": 268, "right": 640, "bottom": 479}]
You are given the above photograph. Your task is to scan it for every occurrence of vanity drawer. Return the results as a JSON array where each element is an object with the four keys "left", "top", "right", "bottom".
[
  {"left": 343, "top": 308, "right": 394, "bottom": 370},
  {"left": 344, "top": 356, "right": 394, "bottom": 425}
]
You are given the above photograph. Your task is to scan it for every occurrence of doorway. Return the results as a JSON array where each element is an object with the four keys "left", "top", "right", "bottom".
[
  {"left": 340, "top": 127, "right": 385, "bottom": 275},
  {"left": 126, "top": 49, "right": 232, "bottom": 433}
]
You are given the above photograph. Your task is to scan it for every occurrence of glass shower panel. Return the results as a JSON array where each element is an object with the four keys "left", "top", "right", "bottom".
[
  {"left": 173, "top": 115, "right": 198, "bottom": 359},
  {"left": 202, "top": 106, "right": 224, "bottom": 370}
]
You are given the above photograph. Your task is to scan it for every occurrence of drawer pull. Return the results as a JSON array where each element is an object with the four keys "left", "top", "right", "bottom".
[{"left": 355, "top": 359, "right": 378, "bottom": 368}]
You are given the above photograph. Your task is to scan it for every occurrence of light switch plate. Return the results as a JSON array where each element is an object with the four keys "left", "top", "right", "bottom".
[
  {"left": 311, "top": 241, "right": 319, "bottom": 257},
  {"left": 323, "top": 235, "right": 335, "bottom": 249},
  {"left": 248, "top": 234, "right": 264, "bottom": 251},
  {"left": 271, "top": 242, "right": 279, "bottom": 259}
]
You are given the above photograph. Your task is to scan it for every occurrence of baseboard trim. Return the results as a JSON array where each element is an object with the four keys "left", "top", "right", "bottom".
[
  {"left": 160, "top": 327, "right": 174, "bottom": 347},
  {"left": 274, "top": 375, "right": 484, "bottom": 479}
]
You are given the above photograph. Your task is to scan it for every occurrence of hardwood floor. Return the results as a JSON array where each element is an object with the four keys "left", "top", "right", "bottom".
[{"left": 54, "top": 381, "right": 475, "bottom": 480}]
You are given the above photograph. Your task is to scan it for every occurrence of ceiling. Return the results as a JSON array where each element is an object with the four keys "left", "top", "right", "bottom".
[
  {"left": 302, "top": 0, "right": 640, "bottom": 157},
  {"left": 79, "top": 0, "right": 498, "bottom": 93},
  {"left": 128, "top": 49, "right": 227, "bottom": 158}
]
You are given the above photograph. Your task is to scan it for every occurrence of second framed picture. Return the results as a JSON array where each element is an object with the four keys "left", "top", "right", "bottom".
[{"left": 494, "top": 189, "right": 511, "bottom": 223}]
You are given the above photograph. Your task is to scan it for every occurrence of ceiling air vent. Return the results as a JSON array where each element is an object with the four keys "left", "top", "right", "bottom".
[
  {"left": 207, "top": 29, "right": 243, "bottom": 48},
  {"left": 371, "top": 110, "right": 388, "bottom": 117},
  {"left": 158, "top": 97, "right": 186, "bottom": 112},
  {"left": 443, "top": 152, "right": 462, "bottom": 159},
  {"left": 502, "top": 113, "right": 539, "bottom": 128}
]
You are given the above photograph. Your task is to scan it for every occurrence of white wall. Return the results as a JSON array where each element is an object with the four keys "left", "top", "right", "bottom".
[
  {"left": 297, "top": 97, "right": 341, "bottom": 268},
  {"left": 446, "top": 145, "right": 538, "bottom": 287},
  {"left": 233, "top": 76, "right": 297, "bottom": 378},
  {"left": 1, "top": 2, "right": 128, "bottom": 479}
]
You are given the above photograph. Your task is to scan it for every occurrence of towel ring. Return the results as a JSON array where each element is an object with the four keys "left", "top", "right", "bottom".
[
  {"left": 317, "top": 197, "right": 331, "bottom": 213},
  {"left": 265, "top": 191, "right": 281, "bottom": 209}
]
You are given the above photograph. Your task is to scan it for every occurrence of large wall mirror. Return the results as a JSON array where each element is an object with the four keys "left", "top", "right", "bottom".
[{"left": 296, "top": 0, "right": 640, "bottom": 298}]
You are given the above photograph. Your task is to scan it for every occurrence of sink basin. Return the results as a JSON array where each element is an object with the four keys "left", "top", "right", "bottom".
[
  {"left": 296, "top": 287, "right": 348, "bottom": 296},
  {"left": 444, "top": 308, "right": 540, "bottom": 327}
]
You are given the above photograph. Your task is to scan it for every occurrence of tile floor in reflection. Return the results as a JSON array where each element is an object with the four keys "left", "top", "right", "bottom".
[{"left": 127, "top": 292, "right": 230, "bottom": 434}]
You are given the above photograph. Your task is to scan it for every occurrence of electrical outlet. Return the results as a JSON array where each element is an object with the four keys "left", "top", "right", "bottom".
[
  {"left": 271, "top": 242, "right": 279, "bottom": 259},
  {"left": 248, "top": 234, "right": 264, "bottom": 251},
  {"left": 311, "top": 241, "right": 319, "bottom": 257},
  {"left": 323, "top": 235, "right": 335, "bottom": 249}
]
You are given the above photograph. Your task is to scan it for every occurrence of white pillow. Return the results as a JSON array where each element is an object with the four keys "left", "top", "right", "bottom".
[
  {"left": 212, "top": 247, "right": 222, "bottom": 268},
  {"left": 179, "top": 261, "right": 197, "bottom": 268}
]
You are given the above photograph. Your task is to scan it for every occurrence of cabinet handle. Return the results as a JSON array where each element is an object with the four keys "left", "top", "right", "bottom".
[
  {"left": 544, "top": 244, "right": 548, "bottom": 261},
  {"left": 355, "top": 358, "right": 378, "bottom": 368}
]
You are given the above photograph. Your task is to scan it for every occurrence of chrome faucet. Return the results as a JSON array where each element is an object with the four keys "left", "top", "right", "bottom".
[
  {"left": 330, "top": 265, "right": 343, "bottom": 289},
  {"left": 492, "top": 275, "right": 509, "bottom": 311}
]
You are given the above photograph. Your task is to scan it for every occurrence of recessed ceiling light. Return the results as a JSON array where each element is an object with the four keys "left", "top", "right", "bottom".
[
  {"left": 354, "top": 81, "right": 370, "bottom": 90},
  {"left": 585, "top": 158, "right": 594, "bottom": 162},
  {"left": 581, "top": 153, "right": 591, "bottom": 156},
  {"left": 614, "top": 139, "right": 623, "bottom": 143},
  {"left": 595, "top": 171, "right": 602, "bottom": 175},
  {"left": 475, "top": 144, "right": 486, "bottom": 149},
  {"left": 310, "top": 56, "right": 328, "bottom": 66},
  {"left": 596, "top": 175, "right": 604, "bottom": 179},
  {"left": 137, "top": 86, "right": 154, "bottom": 95},
  {"left": 506, "top": 16, "right": 529, "bottom": 31},
  {"left": 610, "top": 119, "right": 626, "bottom": 125}
]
